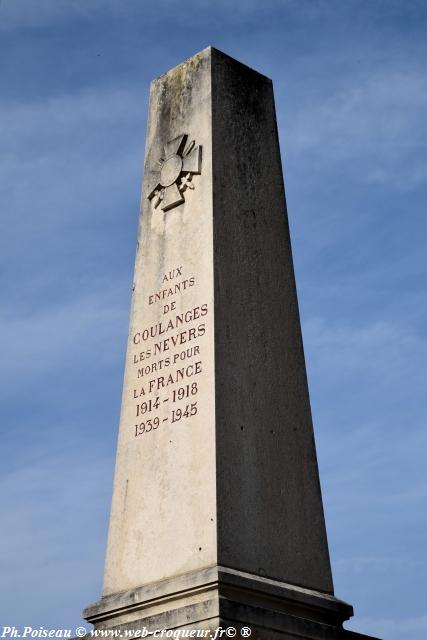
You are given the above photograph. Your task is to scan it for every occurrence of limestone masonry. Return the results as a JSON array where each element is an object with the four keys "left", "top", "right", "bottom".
[{"left": 83, "top": 47, "right": 380, "bottom": 640}]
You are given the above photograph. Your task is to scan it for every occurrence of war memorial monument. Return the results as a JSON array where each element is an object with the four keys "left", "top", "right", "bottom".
[{"left": 83, "top": 47, "right": 379, "bottom": 639}]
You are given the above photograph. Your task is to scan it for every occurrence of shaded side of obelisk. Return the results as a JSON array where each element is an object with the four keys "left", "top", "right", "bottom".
[
  {"left": 211, "top": 47, "right": 333, "bottom": 594},
  {"left": 83, "top": 47, "right": 380, "bottom": 640}
]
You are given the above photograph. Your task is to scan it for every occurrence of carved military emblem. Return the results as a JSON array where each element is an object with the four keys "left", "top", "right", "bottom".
[{"left": 148, "top": 134, "right": 202, "bottom": 212}]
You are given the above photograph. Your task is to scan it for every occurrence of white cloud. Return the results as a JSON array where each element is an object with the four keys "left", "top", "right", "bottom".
[
  {"left": 282, "top": 70, "right": 427, "bottom": 189},
  {"left": 0, "top": 435, "right": 113, "bottom": 626},
  {"left": 0, "top": 286, "right": 127, "bottom": 383},
  {"left": 0, "top": 0, "right": 108, "bottom": 30},
  {"left": 0, "top": 83, "right": 145, "bottom": 242},
  {"left": 304, "top": 317, "right": 427, "bottom": 390},
  {"left": 346, "top": 615, "right": 427, "bottom": 640},
  {"left": 335, "top": 554, "right": 414, "bottom": 574},
  {"left": 0, "top": 0, "right": 295, "bottom": 30}
]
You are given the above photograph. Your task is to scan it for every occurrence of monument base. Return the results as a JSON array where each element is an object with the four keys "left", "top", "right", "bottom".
[{"left": 84, "top": 566, "right": 379, "bottom": 639}]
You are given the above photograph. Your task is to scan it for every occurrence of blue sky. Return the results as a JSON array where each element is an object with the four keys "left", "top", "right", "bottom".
[{"left": 1, "top": 1, "right": 426, "bottom": 637}]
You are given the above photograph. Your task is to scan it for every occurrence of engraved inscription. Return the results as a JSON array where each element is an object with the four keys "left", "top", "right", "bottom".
[{"left": 129, "top": 264, "right": 209, "bottom": 439}]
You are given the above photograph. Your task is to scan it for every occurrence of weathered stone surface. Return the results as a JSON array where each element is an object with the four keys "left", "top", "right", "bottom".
[
  {"left": 211, "top": 47, "right": 332, "bottom": 594},
  {"left": 83, "top": 47, "right": 380, "bottom": 640},
  {"left": 102, "top": 46, "right": 217, "bottom": 597},
  {"left": 85, "top": 567, "right": 379, "bottom": 639}
]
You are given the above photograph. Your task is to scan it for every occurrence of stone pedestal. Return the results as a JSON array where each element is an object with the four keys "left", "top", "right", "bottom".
[
  {"left": 83, "top": 47, "right": 379, "bottom": 640},
  {"left": 85, "top": 566, "right": 377, "bottom": 639}
]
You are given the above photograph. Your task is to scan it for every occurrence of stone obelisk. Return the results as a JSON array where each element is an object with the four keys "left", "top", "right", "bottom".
[{"left": 84, "top": 47, "right": 379, "bottom": 639}]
